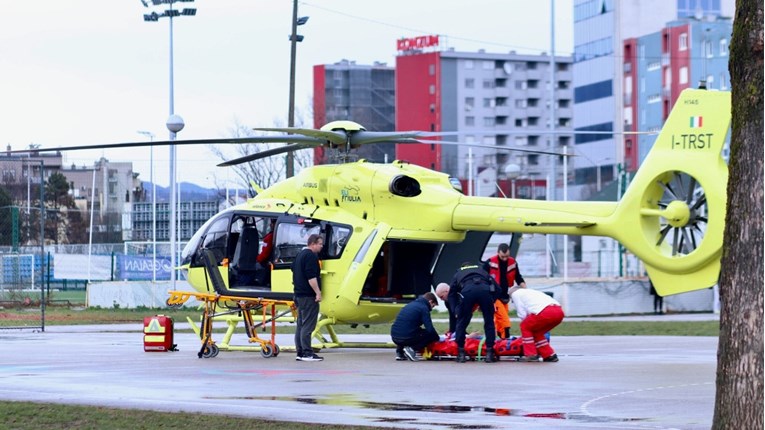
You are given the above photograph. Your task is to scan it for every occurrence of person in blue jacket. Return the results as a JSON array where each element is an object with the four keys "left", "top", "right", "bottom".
[{"left": 390, "top": 292, "right": 440, "bottom": 361}]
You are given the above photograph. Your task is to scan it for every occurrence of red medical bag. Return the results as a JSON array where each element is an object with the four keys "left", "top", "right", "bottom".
[{"left": 143, "top": 315, "right": 176, "bottom": 352}]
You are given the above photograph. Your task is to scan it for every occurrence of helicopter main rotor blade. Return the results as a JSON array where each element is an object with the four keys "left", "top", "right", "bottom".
[
  {"left": 217, "top": 143, "right": 312, "bottom": 167},
  {"left": 5, "top": 135, "right": 328, "bottom": 155},
  {"left": 254, "top": 127, "right": 348, "bottom": 145},
  {"left": 409, "top": 139, "right": 572, "bottom": 157}
]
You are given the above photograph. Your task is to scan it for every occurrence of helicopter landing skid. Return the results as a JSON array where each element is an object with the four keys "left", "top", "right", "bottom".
[{"left": 310, "top": 317, "right": 396, "bottom": 350}]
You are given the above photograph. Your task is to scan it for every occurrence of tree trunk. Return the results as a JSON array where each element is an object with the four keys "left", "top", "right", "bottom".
[{"left": 713, "top": 0, "right": 764, "bottom": 428}]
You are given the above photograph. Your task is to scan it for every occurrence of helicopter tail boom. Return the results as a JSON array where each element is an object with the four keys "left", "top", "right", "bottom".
[{"left": 453, "top": 89, "right": 730, "bottom": 296}]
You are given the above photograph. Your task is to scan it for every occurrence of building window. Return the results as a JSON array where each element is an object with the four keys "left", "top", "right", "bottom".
[
  {"left": 482, "top": 60, "right": 493, "bottom": 70},
  {"left": 482, "top": 79, "right": 494, "bottom": 89},
  {"left": 465, "top": 116, "right": 475, "bottom": 126},
  {"left": 679, "top": 33, "right": 688, "bottom": 51},
  {"left": 574, "top": 122, "right": 613, "bottom": 144},
  {"left": 720, "top": 38, "right": 728, "bottom": 55},
  {"left": 574, "top": 80, "right": 612, "bottom": 104},
  {"left": 429, "top": 84, "right": 436, "bottom": 95},
  {"left": 515, "top": 80, "right": 527, "bottom": 90},
  {"left": 465, "top": 97, "right": 475, "bottom": 110},
  {"left": 679, "top": 66, "right": 689, "bottom": 84},
  {"left": 465, "top": 60, "right": 474, "bottom": 69},
  {"left": 465, "top": 78, "right": 475, "bottom": 89},
  {"left": 483, "top": 117, "right": 495, "bottom": 127},
  {"left": 429, "top": 64, "right": 436, "bottom": 75},
  {"left": 720, "top": 73, "right": 727, "bottom": 90},
  {"left": 483, "top": 98, "right": 493, "bottom": 108}
]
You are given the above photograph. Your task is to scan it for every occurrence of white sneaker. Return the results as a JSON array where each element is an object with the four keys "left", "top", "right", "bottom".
[{"left": 403, "top": 347, "right": 418, "bottom": 361}]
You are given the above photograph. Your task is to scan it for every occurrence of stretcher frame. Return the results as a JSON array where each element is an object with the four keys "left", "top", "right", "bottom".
[{"left": 166, "top": 289, "right": 296, "bottom": 358}]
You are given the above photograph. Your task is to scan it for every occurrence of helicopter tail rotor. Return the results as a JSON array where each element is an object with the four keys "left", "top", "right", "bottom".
[{"left": 607, "top": 89, "right": 730, "bottom": 296}]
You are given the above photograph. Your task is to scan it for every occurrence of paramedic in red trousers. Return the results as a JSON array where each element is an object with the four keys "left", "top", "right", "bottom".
[
  {"left": 390, "top": 292, "right": 440, "bottom": 361},
  {"left": 483, "top": 243, "right": 526, "bottom": 339},
  {"left": 447, "top": 263, "right": 499, "bottom": 363},
  {"left": 508, "top": 285, "right": 564, "bottom": 362}
]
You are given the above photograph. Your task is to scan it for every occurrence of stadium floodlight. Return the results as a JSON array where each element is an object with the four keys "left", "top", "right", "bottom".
[{"left": 139, "top": 0, "right": 196, "bottom": 287}]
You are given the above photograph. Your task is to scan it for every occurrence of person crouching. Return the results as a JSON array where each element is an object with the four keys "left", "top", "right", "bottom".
[
  {"left": 390, "top": 292, "right": 440, "bottom": 361},
  {"left": 508, "top": 286, "right": 564, "bottom": 362}
]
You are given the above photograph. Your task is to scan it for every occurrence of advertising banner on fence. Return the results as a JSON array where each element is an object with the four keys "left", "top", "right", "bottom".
[{"left": 118, "top": 255, "right": 172, "bottom": 280}]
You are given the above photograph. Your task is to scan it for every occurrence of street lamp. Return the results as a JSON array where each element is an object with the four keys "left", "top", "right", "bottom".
[
  {"left": 140, "top": 0, "right": 196, "bottom": 287},
  {"left": 287, "top": 0, "right": 309, "bottom": 178},
  {"left": 504, "top": 163, "right": 521, "bottom": 199},
  {"left": 137, "top": 130, "right": 157, "bottom": 283}
]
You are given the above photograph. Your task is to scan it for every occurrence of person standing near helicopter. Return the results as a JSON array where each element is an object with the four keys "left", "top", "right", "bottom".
[
  {"left": 447, "top": 263, "right": 499, "bottom": 363},
  {"left": 292, "top": 234, "right": 324, "bottom": 362},
  {"left": 483, "top": 243, "right": 526, "bottom": 340}
]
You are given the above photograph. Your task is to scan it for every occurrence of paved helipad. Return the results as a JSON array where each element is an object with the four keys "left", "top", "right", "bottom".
[{"left": 0, "top": 325, "right": 717, "bottom": 429}]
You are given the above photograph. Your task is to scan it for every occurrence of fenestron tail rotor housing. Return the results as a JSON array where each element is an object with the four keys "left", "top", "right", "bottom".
[{"left": 640, "top": 170, "right": 710, "bottom": 258}]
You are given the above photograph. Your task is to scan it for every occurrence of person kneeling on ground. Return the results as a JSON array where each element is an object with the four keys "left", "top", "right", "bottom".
[
  {"left": 508, "top": 286, "right": 564, "bottom": 362},
  {"left": 390, "top": 292, "right": 440, "bottom": 361}
]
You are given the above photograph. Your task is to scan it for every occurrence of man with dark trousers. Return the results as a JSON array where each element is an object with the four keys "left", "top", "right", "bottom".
[
  {"left": 447, "top": 263, "right": 499, "bottom": 363},
  {"left": 483, "top": 243, "right": 526, "bottom": 339},
  {"left": 390, "top": 292, "right": 440, "bottom": 361},
  {"left": 291, "top": 234, "right": 324, "bottom": 362}
]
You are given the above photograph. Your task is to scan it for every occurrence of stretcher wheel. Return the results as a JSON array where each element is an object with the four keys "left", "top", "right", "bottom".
[
  {"left": 202, "top": 344, "right": 218, "bottom": 358},
  {"left": 272, "top": 344, "right": 280, "bottom": 357},
  {"left": 261, "top": 344, "right": 274, "bottom": 358}
]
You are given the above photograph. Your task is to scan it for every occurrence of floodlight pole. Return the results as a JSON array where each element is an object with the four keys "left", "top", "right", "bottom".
[{"left": 141, "top": 0, "right": 195, "bottom": 288}]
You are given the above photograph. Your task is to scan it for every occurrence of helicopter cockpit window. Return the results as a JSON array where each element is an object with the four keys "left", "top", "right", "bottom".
[
  {"left": 273, "top": 222, "right": 321, "bottom": 263},
  {"left": 200, "top": 216, "right": 230, "bottom": 263},
  {"left": 181, "top": 214, "right": 230, "bottom": 266},
  {"left": 325, "top": 225, "right": 352, "bottom": 258}
]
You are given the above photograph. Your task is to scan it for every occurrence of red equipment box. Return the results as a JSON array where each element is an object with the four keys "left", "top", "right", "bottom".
[{"left": 143, "top": 315, "right": 176, "bottom": 352}]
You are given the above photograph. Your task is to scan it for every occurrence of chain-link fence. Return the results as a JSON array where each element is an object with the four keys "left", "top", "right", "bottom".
[{"left": 0, "top": 157, "right": 46, "bottom": 329}]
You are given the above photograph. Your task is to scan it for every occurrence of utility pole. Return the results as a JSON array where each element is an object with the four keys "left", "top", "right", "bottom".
[{"left": 287, "top": 0, "right": 308, "bottom": 177}]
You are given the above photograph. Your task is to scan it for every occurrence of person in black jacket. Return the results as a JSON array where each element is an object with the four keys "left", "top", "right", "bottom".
[
  {"left": 291, "top": 234, "right": 324, "bottom": 362},
  {"left": 390, "top": 292, "right": 440, "bottom": 361},
  {"left": 446, "top": 263, "right": 499, "bottom": 363}
]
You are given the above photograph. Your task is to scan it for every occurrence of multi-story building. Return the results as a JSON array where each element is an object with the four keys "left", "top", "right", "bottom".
[
  {"left": 395, "top": 36, "right": 574, "bottom": 198},
  {"left": 313, "top": 60, "right": 396, "bottom": 164},
  {"left": 132, "top": 200, "right": 218, "bottom": 242},
  {"left": 623, "top": 16, "right": 732, "bottom": 168},
  {"left": 572, "top": 0, "right": 734, "bottom": 200}
]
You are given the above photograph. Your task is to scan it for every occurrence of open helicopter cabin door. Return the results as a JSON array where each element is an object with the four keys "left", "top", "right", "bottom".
[
  {"left": 337, "top": 223, "right": 392, "bottom": 305},
  {"left": 431, "top": 231, "right": 494, "bottom": 285}
]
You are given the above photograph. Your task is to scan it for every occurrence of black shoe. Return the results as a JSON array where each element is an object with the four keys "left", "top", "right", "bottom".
[
  {"left": 395, "top": 350, "right": 406, "bottom": 361},
  {"left": 456, "top": 347, "right": 467, "bottom": 363},
  {"left": 297, "top": 354, "right": 323, "bottom": 362},
  {"left": 543, "top": 354, "right": 559, "bottom": 362},
  {"left": 403, "top": 346, "right": 418, "bottom": 361},
  {"left": 485, "top": 350, "right": 496, "bottom": 363}
]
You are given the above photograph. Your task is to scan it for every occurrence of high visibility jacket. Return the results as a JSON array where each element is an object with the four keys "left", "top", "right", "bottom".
[{"left": 486, "top": 255, "right": 519, "bottom": 288}]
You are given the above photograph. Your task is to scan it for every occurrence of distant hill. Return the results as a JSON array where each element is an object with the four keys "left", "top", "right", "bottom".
[{"left": 142, "top": 181, "right": 220, "bottom": 202}]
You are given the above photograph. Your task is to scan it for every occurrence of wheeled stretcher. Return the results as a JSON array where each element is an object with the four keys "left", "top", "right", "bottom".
[{"left": 166, "top": 290, "right": 296, "bottom": 358}]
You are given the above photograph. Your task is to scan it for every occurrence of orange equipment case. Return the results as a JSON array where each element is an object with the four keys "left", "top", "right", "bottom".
[{"left": 143, "top": 315, "right": 176, "bottom": 352}]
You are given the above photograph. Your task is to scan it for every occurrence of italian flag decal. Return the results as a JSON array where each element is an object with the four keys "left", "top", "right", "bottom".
[{"left": 690, "top": 116, "right": 703, "bottom": 128}]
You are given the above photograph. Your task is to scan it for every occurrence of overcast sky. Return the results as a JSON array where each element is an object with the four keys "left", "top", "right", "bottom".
[{"left": 0, "top": 0, "right": 573, "bottom": 188}]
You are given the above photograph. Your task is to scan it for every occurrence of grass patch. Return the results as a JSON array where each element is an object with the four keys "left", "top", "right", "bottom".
[
  {"left": 0, "top": 307, "right": 719, "bottom": 336},
  {"left": 0, "top": 401, "right": 384, "bottom": 430}
]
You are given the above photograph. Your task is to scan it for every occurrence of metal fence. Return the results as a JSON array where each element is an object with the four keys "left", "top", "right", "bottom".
[{"left": 0, "top": 157, "right": 46, "bottom": 330}]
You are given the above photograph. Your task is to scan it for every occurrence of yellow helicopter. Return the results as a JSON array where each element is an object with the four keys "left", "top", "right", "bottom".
[
  {"left": 172, "top": 88, "right": 729, "bottom": 346},
  {"left": 12, "top": 88, "right": 730, "bottom": 351}
]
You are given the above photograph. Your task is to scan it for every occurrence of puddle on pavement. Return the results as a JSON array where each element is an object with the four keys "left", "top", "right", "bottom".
[{"left": 204, "top": 394, "right": 647, "bottom": 425}]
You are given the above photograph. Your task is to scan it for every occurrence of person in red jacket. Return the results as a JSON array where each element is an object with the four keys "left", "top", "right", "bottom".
[{"left": 482, "top": 243, "right": 526, "bottom": 339}]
